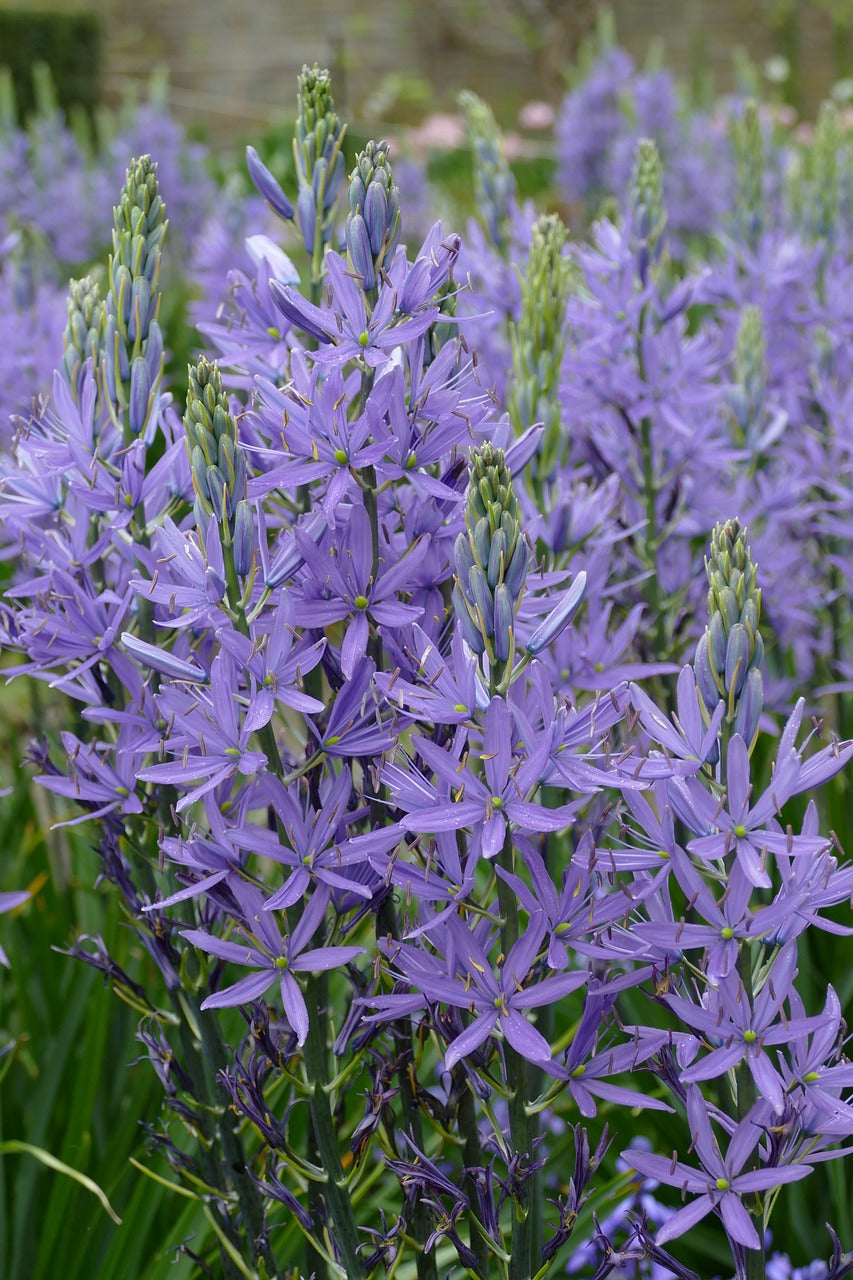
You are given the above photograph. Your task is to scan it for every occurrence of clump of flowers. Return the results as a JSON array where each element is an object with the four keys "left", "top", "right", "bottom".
[{"left": 3, "top": 54, "right": 853, "bottom": 1280}]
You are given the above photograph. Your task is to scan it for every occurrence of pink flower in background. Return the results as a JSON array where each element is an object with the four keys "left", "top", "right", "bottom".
[
  {"left": 518, "top": 100, "right": 555, "bottom": 130},
  {"left": 406, "top": 113, "right": 465, "bottom": 154}
]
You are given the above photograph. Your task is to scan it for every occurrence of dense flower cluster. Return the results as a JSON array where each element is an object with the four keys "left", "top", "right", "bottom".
[{"left": 2, "top": 52, "right": 853, "bottom": 1280}]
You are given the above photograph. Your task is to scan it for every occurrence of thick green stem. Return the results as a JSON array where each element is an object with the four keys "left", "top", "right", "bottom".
[
  {"left": 496, "top": 840, "right": 539, "bottom": 1280},
  {"left": 196, "top": 1001, "right": 279, "bottom": 1277},
  {"left": 376, "top": 896, "right": 439, "bottom": 1280},
  {"left": 736, "top": 948, "right": 764, "bottom": 1280},
  {"left": 171, "top": 998, "right": 244, "bottom": 1280},
  {"left": 302, "top": 989, "right": 367, "bottom": 1279},
  {"left": 457, "top": 1076, "right": 491, "bottom": 1277}
]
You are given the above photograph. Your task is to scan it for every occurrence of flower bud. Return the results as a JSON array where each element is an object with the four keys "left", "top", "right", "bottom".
[
  {"left": 184, "top": 357, "right": 249, "bottom": 543},
  {"left": 731, "top": 100, "right": 764, "bottom": 250},
  {"left": 694, "top": 631, "right": 721, "bottom": 711},
  {"left": 695, "top": 519, "right": 765, "bottom": 746},
  {"left": 128, "top": 356, "right": 151, "bottom": 437},
  {"left": 62, "top": 275, "right": 104, "bottom": 401},
  {"left": 724, "top": 622, "right": 751, "bottom": 700},
  {"left": 292, "top": 65, "right": 346, "bottom": 266},
  {"left": 454, "top": 443, "right": 528, "bottom": 682},
  {"left": 232, "top": 499, "right": 255, "bottom": 577},
  {"left": 104, "top": 156, "right": 167, "bottom": 439},
  {"left": 345, "top": 211, "right": 375, "bottom": 289},
  {"left": 525, "top": 571, "right": 587, "bottom": 655},
  {"left": 733, "top": 666, "right": 763, "bottom": 752},
  {"left": 459, "top": 90, "right": 516, "bottom": 256},
  {"left": 297, "top": 185, "right": 317, "bottom": 256},
  {"left": 246, "top": 145, "right": 294, "bottom": 222},
  {"left": 508, "top": 213, "right": 575, "bottom": 479},
  {"left": 494, "top": 585, "right": 514, "bottom": 662},
  {"left": 346, "top": 140, "right": 400, "bottom": 290}
]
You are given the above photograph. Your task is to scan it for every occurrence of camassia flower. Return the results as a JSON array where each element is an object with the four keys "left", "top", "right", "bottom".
[
  {"left": 183, "top": 882, "right": 363, "bottom": 1043},
  {"left": 369, "top": 912, "right": 587, "bottom": 1070},
  {"left": 666, "top": 942, "right": 826, "bottom": 1114},
  {"left": 393, "top": 695, "right": 577, "bottom": 858},
  {"left": 624, "top": 1086, "right": 811, "bottom": 1250}
]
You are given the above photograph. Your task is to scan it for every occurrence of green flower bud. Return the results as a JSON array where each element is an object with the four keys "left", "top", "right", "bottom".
[
  {"left": 346, "top": 140, "right": 400, "bottom": 292},
  {"left": 453, "top": 443, "right": 528, "bottom": 685},
  {"left": 184, "top": 358, "right": 248, "bottom": 542},
  {"left": 293, "top": 64, "right": 346, "bottom": 275},
  {"left": 629, "top": 137, "right": 666, "bottom": 281},
  {"left": 103, "top": 156, "right": 167, "bottom": 441},
  {"left": 696, "top": 518, "right": 765, "bottom": 745},
  {"left": 61, "top": 274, "right": 105, "bottom": 403},
  {"left": 294, "top": 64, "right": 346, "bottom": 213},
  {"left": 811, "top": 99, "right": 841, "bottom": 246},
  {"left": 459, "top": 89, "right": 516, "bottom": 257},
  {"left": 729, "top": 304, "right": 771, "bottom": 450},
  {"left": 508, "top": 213, "right": 575, "bottom": 480},
  {"left": 731, "top": 100, "right": 764, "bottom": 250}
]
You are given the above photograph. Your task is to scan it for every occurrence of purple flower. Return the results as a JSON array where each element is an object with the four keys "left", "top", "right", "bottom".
[
  {"left": 270, "top": 249, "right": 439, "bottom": 369},
  {"left": 371, "top": 913, "right": 587, "bottom": 1070},
  {"left": 293, "top": 503, "right": 429, "bottom": 679},
  {"left": 624, "top": 1086, "right": 811, "bottom": 1250},
  {"left": 667, "top": 943, "right": 824, "bottom": 1114},
  {"left": 184, "top": 882, "right": 363, "bottom": 1043},
  {"left": 676, "top": 733, "right": 828, "bottom": 889},
  {"left": 137, "top": 651, "right": 267, "bottom": 812},
  {"left": 395, "top": 696, "right": 577, "bottom": 858}
]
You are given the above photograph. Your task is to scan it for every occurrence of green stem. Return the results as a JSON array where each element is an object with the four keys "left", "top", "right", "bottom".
[
  {"left": 496, "top": 839, "right": 539, "bottom": 1280},
  {"left": 171, "top": 998, "right": 244, "bottom": 1280},
  {"left": 632, "top": 302, "right": 668, "bottom": 676},
  {"left": 196, "top": 1001, "right": 279, "bottom": 1277},
  {"left": 457, "top": 1073, "right": 492, "bottom": 1277},
  {"left": 376, "top": 897, "right": 439, "bottom": 1280},
  {"left": 735, "top": 948, "right": 764, "bottom": 1280},
  {"left": 306, "top": 1116, "right": 327, "bottom": 1280},
  {"left": 302, "top": 990, "right": 367, "bottom": 1279}
]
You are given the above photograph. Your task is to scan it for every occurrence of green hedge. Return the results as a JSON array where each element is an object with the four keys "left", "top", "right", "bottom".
[{"left": 0, "top": 9, "right": 102, "bottom": 120}]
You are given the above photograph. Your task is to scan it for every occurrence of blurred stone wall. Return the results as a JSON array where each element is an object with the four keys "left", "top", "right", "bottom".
[{"left": 2, "top": 0, "right": 850, "bottom": 139}]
